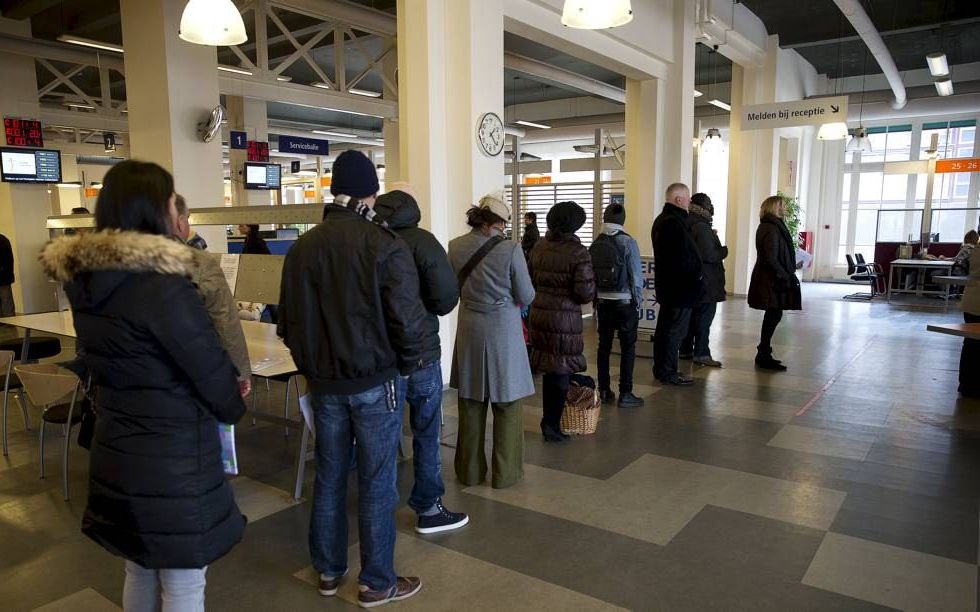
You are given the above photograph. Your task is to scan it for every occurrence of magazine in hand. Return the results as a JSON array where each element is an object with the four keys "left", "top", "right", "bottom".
[{"left": 218, "top": 423, "right": 238, "bottom": 475}]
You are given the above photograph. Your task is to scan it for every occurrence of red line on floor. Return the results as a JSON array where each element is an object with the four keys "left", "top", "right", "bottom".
[{"left": 795, "top": 335, "right": 879, "bottom": 417}]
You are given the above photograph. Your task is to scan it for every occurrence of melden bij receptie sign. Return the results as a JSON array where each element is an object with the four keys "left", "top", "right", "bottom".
[{"left": 740, "top": 96, "right": 848, "bottom": 131}]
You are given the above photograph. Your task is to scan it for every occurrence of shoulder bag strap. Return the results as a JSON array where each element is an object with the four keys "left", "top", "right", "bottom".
[{"left": 457, "top": 236, "right": 504, "bottom": 288}]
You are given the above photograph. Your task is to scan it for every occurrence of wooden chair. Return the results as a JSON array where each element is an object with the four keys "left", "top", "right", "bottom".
[
  {"left": 1, "top": 349, "right": 31, "bottom": 456},
  {"left": 14, "top": 364, "right": 81, "bottom": 501}
]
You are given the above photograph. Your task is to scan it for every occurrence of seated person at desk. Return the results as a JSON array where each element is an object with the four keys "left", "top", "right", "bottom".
[{"left": 922, "top": 231, "right": 978, "bottom": 295}]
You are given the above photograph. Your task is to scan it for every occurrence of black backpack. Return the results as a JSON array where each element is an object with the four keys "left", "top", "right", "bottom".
[{"left": 589, "top": 232, "right": 630, "bottom": 292}]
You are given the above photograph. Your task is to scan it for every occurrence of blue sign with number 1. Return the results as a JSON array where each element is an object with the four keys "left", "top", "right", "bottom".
[{"left": 230, "top": 130, "right": 247, "bottom": 150}]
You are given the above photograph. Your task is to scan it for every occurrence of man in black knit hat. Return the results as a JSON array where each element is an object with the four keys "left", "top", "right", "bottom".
[{"left": 279, "top": 149, "right": 426, "bottom": 607}]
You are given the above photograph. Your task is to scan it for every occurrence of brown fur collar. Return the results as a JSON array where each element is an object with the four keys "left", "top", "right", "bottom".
[{"left": 40, "top": 231, "right": 193, "bottom": 282}]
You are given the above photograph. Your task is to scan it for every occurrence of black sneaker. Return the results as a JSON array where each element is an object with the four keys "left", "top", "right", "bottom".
[
  {"left": 416, "top": 501, "right": 469, "bottom": 534},
  {"left": 662, "top": 374, "right": 694, "bottom": 386},
  {"left": 599, "top": 389, "right": 616, "bottom": 404},
  {"left": 755, "top": 356, "right": 787, "bottom": 371},
  {"left": 319, "top": 569, "right": 348, "bottom": 596},
  {"left": 617, "top": 392, "right": 644, "bottom": 408}
]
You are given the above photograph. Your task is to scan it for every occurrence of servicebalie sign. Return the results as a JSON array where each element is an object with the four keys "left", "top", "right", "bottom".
[
  {"left": 277, "top": 135, "right": 329, "bottom": 156},
  {"left": 740, "top": 96, "right": 848, "bottom": 131}
]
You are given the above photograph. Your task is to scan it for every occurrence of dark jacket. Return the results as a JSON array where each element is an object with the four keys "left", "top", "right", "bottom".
[
  {"left": 243, "top": 233, "right": 271, "bottom": 255},
  {"left": 747, "top": 214, "right": 802, "bottom": 311},
  {"left": 39, "top": 231, "right": 246, "bottom": 570},
  {"left": 521, "top": 223, "right": 540, "bottom": 258},
  {"left": 0, "top": 233, "right": 13, "bottom": 286},
  {"left": 278, "top": 205, "right": 426, "bottom": 395},
  {"left": 687, "top": 212, "right": 728, "bottom": 303},
  {"left": 528, "top": 231, "right": 596, "bottom": 374},
  {"left": 651, "top": 203, "right": 703, "bottom": 308},
  {"left": 374, "top": 191, "right": 459, "bottom": 365}
]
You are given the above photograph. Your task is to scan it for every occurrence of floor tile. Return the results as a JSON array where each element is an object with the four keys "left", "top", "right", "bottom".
[
  {"left": 32, "top": 588, "right": 119, "bottom": 612},
  {"left": 802, "top": 532, "right": 976, "bottom": 612},
  {"left": 768, "top": 424, "right": 877, "bottom": 460},
  {"left": 230, "top": 476, "right": 299, "bottom": 522}
]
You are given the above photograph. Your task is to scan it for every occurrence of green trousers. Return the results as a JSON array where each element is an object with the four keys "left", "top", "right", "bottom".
[{"left": 454, "top": 396, "right": 524, "bottom": 489}]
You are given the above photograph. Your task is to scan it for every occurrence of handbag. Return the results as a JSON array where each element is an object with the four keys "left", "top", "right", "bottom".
[{"left": 560, "top": 375, "right": 601, "bottom": 435}]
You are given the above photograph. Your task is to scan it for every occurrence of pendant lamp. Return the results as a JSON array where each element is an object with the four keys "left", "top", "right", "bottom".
[
  {"left": 846, "top": 126, "right": 872, "bottom": 153},
  {"left": 701, "top": 128, "right": 726, "bottom": 153},
  {"left": 179, "top": 0, "right": 248, "bottom": 46},
  {"left": 818, "top": 122, "right": 849, "bottom": 141},
  {"left": 561, "top": 0, "right": 633, "bottom": 29}
]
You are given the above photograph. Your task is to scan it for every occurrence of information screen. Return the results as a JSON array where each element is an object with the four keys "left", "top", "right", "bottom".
[
  {"left": 4, "top": 117, "right": 43, "bottom": 148},
  {"left": 0, "top": 147, "right": 62, "bottom": 183},
  {"left": 244, "top": 162, "right": 281, "bottom": 190}
]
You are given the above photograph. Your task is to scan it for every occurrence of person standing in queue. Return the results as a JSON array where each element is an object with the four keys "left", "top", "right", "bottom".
[
  {"left": 528, "top": 201, "right": 596, "bottom": 441},
  {"left": 679, "top": 193, "right": 728, "bottom": 368},
  {"left": 747, "top": 195, "right": 802, "bottom": 371},
  {"left": 651, "top": 183, "right": 703, "bottom": 386},
  {"left": 958, "top": 244, "right": 980, "bottom": 397},
  {"left": 591, "top": 203, "right": 644, "bottom": 408},
  {"left": 278, "top": 150, "right": 427, "bottom": 607},
  {"left": 0, "top": 231, "right": 14, "bottom": 317},
  {"left": 521, "top": 211, "right": 540, "bottom": 260},
  {"left": 449, "top": 192, "right": 535, "bottom": 487},
  {"left": 40, "top": 160, "right": 247, "bottom": 612},
  {"left": 373, "top": 183, "right": 469, "bottom": 534},
  {"left": 238, "top": 223, "right": 271, "bottom": 255}
]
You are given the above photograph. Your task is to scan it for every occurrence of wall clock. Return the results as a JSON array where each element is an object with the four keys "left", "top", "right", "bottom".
[{"left": 477, "top": 112, "right": 504, "bottom": 157}]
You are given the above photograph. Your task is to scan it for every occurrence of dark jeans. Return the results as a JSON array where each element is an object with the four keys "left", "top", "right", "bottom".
[
  {"left": 681, "top": 302, "right": 718, "bottom": 359},
  {"left": 541, "top": 373, "right": 570, "bottom": 432},
  {"left": 653, "top": 305, "right": 691, "bottom": 378},
  {"left": 309, "top": 380, "right": 402, "bottom": 592},
  {"left": 405, "top": 361, "right": 445, "bottom": 514},
  {"left": 961, "top": 312, "right": 980, "bottom": 397},
  {"left": 758, "top": 308, "right": 783, "bottom": 355},
  {"left": 596, "top": 299, "right": 639, "bottom": 394}
]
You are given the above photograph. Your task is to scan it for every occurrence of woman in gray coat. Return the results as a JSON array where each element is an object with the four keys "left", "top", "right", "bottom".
[{"left": 449, "top": 192, "right": 535, "bottom": 489}]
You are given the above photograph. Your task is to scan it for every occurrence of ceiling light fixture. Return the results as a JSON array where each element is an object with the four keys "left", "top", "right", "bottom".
[
  {"left": 311, "top": 130, "right": 358, "bottom": 138},
  {"left": 926, "top": 52, "right": 949, "bottom": 77},
  {"left": 707, "top": 99, "right": 731, "bottom": 111},
  {"left": 515, "top": 119, "right": 552, "bottom": 130},
  {"left": 311, "top": 82, "right": 331, "bottom": 89},
  {"left": 935, "top": 77, "right": 954, "bottom": 96},
  {"left": 817, "top": 122, "right": 849, "bottom": 140},
  {"left": 561, "top": 0, "right": 633, "bottom": 29},
  {"left": 374, "top": 138, "right": 385, "bottom": 142},
  {"left": 64, "top": 102, "right": 95, "bottom": 110},
  {"left": 693, "top": 89, "right": 703, "bottom": 97},
  {"left": 276, "top": 75, "right": 292, "bottom": 82},
  {"left": 217, "top": 65, "right": 253, "bottom": 76},
  {"left": 701, "top": 128, "right": 726, "bottom": 154},
  {"left": 348, "top": 88, "right": 382, "bottom": 98},
  {"left": 846, "top": 126, "right": 873, "bottom": 154},
  {"left": 57, "top": 35, "right": 123, "bottom": 53},
  {"left": 179, "top": 0, "right": 248, "bottom": 46}
]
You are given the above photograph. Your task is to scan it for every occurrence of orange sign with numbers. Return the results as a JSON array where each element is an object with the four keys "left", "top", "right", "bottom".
[{"left": 936, "top": 158, "right": 980, "bottom": 173}]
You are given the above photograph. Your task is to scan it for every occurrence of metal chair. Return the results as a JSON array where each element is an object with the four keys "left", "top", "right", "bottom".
[
  {"left": 1, "top": 349, "right": 31, "bottom": 456},
  {"left": 856, "top": 253, "right": 886, "bottom": 294},
  {"left": 844, "top": 254, "right": 882, "bottom": 301},
  {"left": 14, "top": 363, "right": 81, "bottom": 501}
]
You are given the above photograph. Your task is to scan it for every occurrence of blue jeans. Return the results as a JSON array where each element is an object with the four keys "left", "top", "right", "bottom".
[
  {"left": 405, "top": 361, "right": 445, "bottom": 513},
  {"left": 309, "top": 380, "right": 402, "bottom": 592},
  {"left": 123, "top": 561, "right": 207, "bottom": 612}
]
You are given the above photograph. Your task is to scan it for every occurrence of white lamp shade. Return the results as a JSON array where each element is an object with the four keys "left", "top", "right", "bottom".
[
  {"left": 179, "top": 0, "right": 247, "bottom": 46},
  {"left": 926, "top": 53, "right": 949, "bottom": 77},
  {"left": 845, "top": 128, "right": 873, "bottom": 153},
  {"left": 701, "top": 128, "right": 726, "bottom": 154},
  {"left": 817, "top": 122, "right": 849, "bottom": 141},
  {"left": 935, "top": 78, "right": 954, "bottom": 97},
  {"left": 561, "top": 0, "right": 633, "bottom": 29}
]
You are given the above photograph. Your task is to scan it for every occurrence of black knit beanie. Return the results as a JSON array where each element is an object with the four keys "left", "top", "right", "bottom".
[
  {"left": 330, "top": 150, "right": 379, "bottom": 198},
  {"left": 547, "top": 201, "right": 586, "bottom": 234},
  {"left": 603, "top": 203, "right": 626, "bottom": 225}
]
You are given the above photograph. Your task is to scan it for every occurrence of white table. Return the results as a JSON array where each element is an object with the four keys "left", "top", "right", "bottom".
[
  {"left": 886, "top": 259, "right": 955, "bottom": 307},
  {"left": 927, "top": 323, "right": 980, "bottom": 341}
]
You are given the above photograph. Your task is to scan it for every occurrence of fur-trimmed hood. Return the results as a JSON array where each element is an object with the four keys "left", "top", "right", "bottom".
[{"left": 40, "top": 231, "right": 193, "bottom": 283}]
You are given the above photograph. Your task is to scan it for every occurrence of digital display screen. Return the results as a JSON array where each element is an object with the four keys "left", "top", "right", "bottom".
[
  {"left": 244, "top": 162, "right": 280, "bottom": 190},
  {"left": 247, "top": 140, "right": 269, "bottom": 162},
  {"left": 0, "top": 147, "right": 62, "bottom": 183},
  {"left": 4, "top": 117, "right": 43, "bottom": 148}
]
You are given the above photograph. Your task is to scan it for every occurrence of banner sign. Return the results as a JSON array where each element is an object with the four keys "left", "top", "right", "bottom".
[
  {"left": 741, "top": 96, "right": 848, "bottom": 131},
  {"left": 638, "top": 256, "right": 659, "bottom": 332},
  {"left": 936, "top": 158, "right": 980, "bottom": 174},
  {"left": 277, "top": 135, "right": 329, "bottom": 156}
]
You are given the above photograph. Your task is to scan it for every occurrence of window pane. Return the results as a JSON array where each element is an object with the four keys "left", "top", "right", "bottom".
[
  {"left": 881, "top": 174, "right": 908, "bottom": 208},
  {"left": 855, "top": 209, "right": 878, "bottom": 245},
  {"left": 921, "top": 127, "right": 951, "bottom": 159},
  {"left": 860, "top": 133, "right": 888, "bottom": 163},
  {"left": 884, "top": 130, "right": 912, "bottom": 161},
  {"left": 933, "top": 209, "right": 968, "bottom": 243},
  {"left": 858, "top": 172, "right": 883, "bottom": 203},
  {"left": 913, "top": 173, "right": 929, "bottom": 207}
]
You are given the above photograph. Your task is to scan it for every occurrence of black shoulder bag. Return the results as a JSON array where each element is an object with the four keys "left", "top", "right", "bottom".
[{"left": 457, "top": 236, "right": 504, "bottom": 288}]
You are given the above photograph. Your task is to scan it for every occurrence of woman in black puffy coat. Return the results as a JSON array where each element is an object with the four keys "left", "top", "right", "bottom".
[{"left": 40, "top": 161, "right": 246, "bottom": 611}]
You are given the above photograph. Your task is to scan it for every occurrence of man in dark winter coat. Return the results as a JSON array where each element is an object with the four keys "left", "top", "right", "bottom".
[
  {"left": 278, "top": 150, "right": 426, "bottom": 606},
  {"left": 521, "top": 212, "right": 540, "bottom": 259},
  {"left": 680, "top": 193, "right": 728, "bottom": 367},
  {"left": 373, "top": 183, "right": 468, "bottom": 535},
  {"left": 651, "top": 183, "right": 703, "bottom": 386}
]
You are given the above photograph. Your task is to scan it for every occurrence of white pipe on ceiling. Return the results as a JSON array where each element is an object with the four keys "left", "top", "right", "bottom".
[{"left": 832, "top": 0, "right": 907, "bottom": 109}]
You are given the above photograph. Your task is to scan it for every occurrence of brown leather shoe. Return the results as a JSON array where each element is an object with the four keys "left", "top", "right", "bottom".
[
  {"left": 358, "top": 576, "right": 422, "bottom": 608},
  {"left": 318, "top": 570, "right": 347, "bottom": 596}
]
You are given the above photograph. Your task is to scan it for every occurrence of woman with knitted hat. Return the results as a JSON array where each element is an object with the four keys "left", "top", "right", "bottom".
[
  {"left": 448, "top": 191, "right": 535, "bottom": 488},
  {"left": 527, "top": 201, "right": 596, "bottom": 442}
]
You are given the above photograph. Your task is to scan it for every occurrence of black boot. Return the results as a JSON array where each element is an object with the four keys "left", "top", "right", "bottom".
[
  {"left": 542, "top": 425, "right": 570, "bottom": 442},
  {"left": 755, "top": 351, "right": 787, "bottom": 371}
]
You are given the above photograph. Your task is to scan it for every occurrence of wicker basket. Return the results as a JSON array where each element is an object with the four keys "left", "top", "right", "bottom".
[{"left": 560, "top": 383, "right": 601, "bottom": 435}]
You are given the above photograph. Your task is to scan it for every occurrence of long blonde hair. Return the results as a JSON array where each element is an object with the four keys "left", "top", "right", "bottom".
[{"left": 759, "top": 195, "right": 785, "bottom": 220}]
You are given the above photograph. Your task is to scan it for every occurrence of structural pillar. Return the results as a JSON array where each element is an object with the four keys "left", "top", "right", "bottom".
[
  {"left": 381, "top": 50, "right": 400, "bottom": 183},
  {"left": 624, "top": 78, "right": 663, "bottom": 256},
  {"left": 0, "top": 18, "right": 58, "bottom": 313},
  {"left": 119, "top": 0, "right": 226, "bottom": 249},
  {"left": 227, "top": 96, "right": 269, "bottom": 206},
  {"left": 397, "top": 0, "right": 505, "bottom": 379}
]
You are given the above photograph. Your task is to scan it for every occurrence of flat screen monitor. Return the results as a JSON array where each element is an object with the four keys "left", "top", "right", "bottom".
[
  {"left": 0, "top": 147, "right": 62, "bottom": 183},
  {"left": 244, "top": 162, "right": 281, "bottom": 190}
]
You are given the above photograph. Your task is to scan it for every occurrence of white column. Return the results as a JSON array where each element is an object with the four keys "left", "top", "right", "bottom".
[
  {"left": 0, "top": 18, "right": 59, "bottom": 313},
  {"left": 227, "top": 96, "right": 269, "bottom": 206},
  {"left": 397, "top": 0, "right": 505, "bottom": 380},
  {"left": 119, "top": 0, "right": 226, "bottom": 249},
  {"left": 381, "top": 50, "right": 400, "bottom": 183},
  {"left": 624, "top": 78, "right": 662, "bottom": 256}
]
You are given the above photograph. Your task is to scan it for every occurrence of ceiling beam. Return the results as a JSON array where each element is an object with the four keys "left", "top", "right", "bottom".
[
  {"left": 0, "top": 32, "right": 125, "bottom": 73},
  {"left": 219, "top": 72, "right": 396, "bottom": 118},
  {"left": 39, "top": 108, "right": 128, "bottom": 133},
  {"left": 504, "top": 52, "right": 626, "bottom": 104},
  {"left": 2, "top": 0, "right": 62, "bottom": 20},
  {"left": 783, "top": 17, "right": 980, "bottom": 50},
  {"left": 268, "top": 0, "right": 395, "bottom": 37}
]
